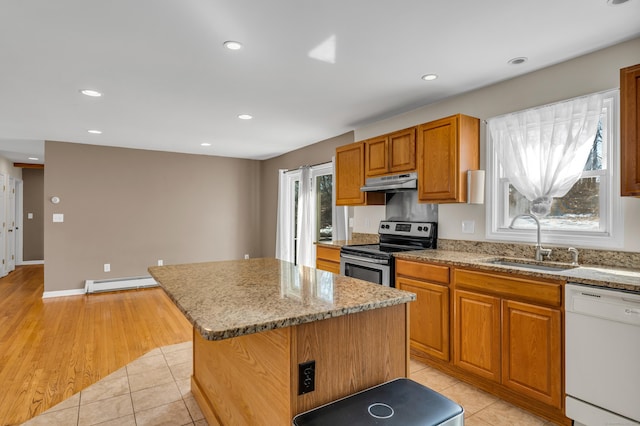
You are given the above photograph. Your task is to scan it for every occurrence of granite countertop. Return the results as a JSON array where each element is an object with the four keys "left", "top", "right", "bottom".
[
  {"left": 394, "top": 250, "right": 640, "bottom": 293},
  {"left": 148, "top": 258, "right": 415, "bottom": 341}
]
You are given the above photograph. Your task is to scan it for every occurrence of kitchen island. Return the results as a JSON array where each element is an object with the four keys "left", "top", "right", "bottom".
[{"left": 149, "top": 258, "right": 415, "bottom": 426}]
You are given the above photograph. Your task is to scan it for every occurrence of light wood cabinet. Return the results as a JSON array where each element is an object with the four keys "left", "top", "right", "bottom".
[
  {"left": 335, "top": 142, "right": 385, "bottom": 206},
  {"left": 315, "top": 245, "right": 341, "bottom": 274},
  {"left": 453, "top": 269, "right": 563, "bottom": 410},
  {"left": 453, "top": 288, "right": 501, "bottom": 381},
  {"left": 396, "top": 259, "right": 449, "bottom": 361},
  {"left": 417, "top": 114, "right": 479, "bottom": 203},
  {"left": 621, "top": 63, "right": 640, "bottom": 196},
  {"left": 502, "top": 299, "right": 562, "bottom": 407},
  {"left": 365, "top": 127, "right": 416, "bottom": 177}
]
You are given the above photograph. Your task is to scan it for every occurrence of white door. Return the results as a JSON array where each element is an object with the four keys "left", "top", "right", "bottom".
[
  {"left": 14, "top": 179, "right": 23, "bottom": 265},
  {"left": 277, "top": 163, "right": 335, "bottom": 265},
  {"left": 7, "top": 177, "right": 15, "bottom": 272},
  {"left": 0, "top": 174, "right": 5, "bottom": 277}
]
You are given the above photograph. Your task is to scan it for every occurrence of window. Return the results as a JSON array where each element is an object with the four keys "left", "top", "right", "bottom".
[{"left": 487, "top": 90, "right": 622, "bottom": 248}]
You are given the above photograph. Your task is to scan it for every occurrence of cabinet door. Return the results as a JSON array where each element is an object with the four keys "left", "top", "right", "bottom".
[
  {"left": 453, "top": 289, "right": 501, "bottom": 381},
  {"left": 417, "top": 116, "right": 457, "bottom": 202},
  {"left": 417, "top": 114, "right": 479, "bottom": 203},
  {"left": 335, "top": 142, "right": 384, "bottom": 206},
  {"left": 621, "top": 63, "right": 640, "bottom": 196},
  {"left": 365, "top": 136, "right": 388, "bottom": 177},
  {"left": 502, "top": 299, "right": 562, "bottom": 408},
  {"left": 388, "top": 128, "right": 416, "bottom": 173},
  {"left": 397, "top": 277, "right": 449, "bottom": 361}
]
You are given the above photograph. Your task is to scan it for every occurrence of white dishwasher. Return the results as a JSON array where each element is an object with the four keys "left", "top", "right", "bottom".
[{"left": 565, "top": 283, "right": 640, "bottom": 426}]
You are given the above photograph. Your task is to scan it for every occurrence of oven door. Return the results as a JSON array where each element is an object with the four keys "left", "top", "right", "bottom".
[{"left": 340, "top": 254, "right": 391, "bottom": 287}]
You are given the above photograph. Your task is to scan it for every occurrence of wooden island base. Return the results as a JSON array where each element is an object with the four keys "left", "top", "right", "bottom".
[{"left": 190, "top": 303, "right": 409, "bottom": 426}]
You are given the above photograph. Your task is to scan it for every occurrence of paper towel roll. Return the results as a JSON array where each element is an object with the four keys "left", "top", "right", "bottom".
[{"left": 467, "top": 170, "right": 485, "bottom": 204}]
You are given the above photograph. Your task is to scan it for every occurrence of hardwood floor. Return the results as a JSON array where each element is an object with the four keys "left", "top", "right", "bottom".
[{"left": 0, "top": 265, "right": 192, "bottom": 426}]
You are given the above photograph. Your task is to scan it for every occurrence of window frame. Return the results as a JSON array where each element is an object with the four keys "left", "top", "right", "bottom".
[{"left": 485, "top": 90, "right": 623, "bottom": 249}]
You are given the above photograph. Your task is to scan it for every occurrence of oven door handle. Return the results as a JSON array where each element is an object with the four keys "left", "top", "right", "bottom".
[{"left": 340, "top": 254, "right": 389, "bottom": 265}]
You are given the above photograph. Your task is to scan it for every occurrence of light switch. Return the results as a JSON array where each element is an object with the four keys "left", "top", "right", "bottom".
[
  {"left": 462, "top": 220, "right": 475, "bottom": 234},
  {"left": 53, "top": 213, "right": 64, "bottom": 223},
  {"left": 27, "top": 213, "right": 33, "bottom": 219}
]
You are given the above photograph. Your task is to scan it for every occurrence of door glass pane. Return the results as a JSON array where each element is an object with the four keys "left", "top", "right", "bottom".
[{"left": 316, "top": 174, "right": 332, "bottom": 242}]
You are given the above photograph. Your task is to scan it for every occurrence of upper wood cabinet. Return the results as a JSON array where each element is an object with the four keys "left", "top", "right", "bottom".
[
  {"left": 621, "top": 63, "right": 640, "bottom": 197},
  {"left": 365, "top": 127, "right": 417, "bottom": 177},
  {"left": 335, "top": 142, "right": 385, "bottom": 206},
  {"left": 417, "top": 114, "right": 479, "bottom": 203}
]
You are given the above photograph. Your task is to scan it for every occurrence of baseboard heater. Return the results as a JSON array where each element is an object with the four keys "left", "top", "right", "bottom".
[{"left": 84, "top": 276, "right": 158, "bottom": 294}]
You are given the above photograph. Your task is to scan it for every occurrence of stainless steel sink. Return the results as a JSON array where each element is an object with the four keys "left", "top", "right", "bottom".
[{"left": 485, "top": 259, "right": 577, "bottom": 272}]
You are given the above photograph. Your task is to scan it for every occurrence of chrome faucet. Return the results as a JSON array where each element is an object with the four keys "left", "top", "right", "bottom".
[
  {"left": 568, "top": 247, "right": 579, "bottom": 265},
  {"left": 509, "top": 214, "right": 552, "bottom": 261}
]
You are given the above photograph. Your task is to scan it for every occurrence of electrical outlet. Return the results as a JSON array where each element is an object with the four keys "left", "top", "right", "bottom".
[
  {"left": 244, "top": 254, "right": 250, "bottom": 259},
  {"left": 298, "top": 360, "right": 315, "bottom": 395},
  {"left": 157, "top": 259, "right": 163, "bottom": 266},
  {"left": 104, "top": 263, "right": 110, "bottom": 272}
]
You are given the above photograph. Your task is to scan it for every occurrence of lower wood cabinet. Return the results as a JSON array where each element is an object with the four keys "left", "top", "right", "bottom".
[
  {"left": 453, "top": 289, "right": 501, "bottom": 381},
  {"left": 454, "top": 269, "right": 563, "bottom": 410},
  {"left": 502, "top": 299, "right": 562, "bottom": 407},
  {"left": 396, "top": 258, "right": 568, "bottom": 424},
  {"left": 315, "top": 245, "right": 341, "bottom": 274},
  {"left": 396, "top": 259, "right": 450, "bottom": 361}
]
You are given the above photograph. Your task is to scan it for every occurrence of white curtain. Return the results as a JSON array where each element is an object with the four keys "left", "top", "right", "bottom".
[
  {"left": 275, "top": 169, "right": 291, "bottom": 262},
  {"left": 296, "top": 166, "right": 315, "bottom": 267},
  {"left": 488, "top": 92, "right": 604, "bottom": 216}
]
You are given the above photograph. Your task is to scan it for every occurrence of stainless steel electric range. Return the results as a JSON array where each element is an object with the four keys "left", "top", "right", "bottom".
[{"left": 340, "top": 220, "right": 437, "bottom": 287}]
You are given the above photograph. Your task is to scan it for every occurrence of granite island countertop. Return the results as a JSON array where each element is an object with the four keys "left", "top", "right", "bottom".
[
  {"left": 394, "top": 250, "right": 640, "bottom": 293},
  {"left": 149, "top": 257, "right": 415, "bottom": 341}
]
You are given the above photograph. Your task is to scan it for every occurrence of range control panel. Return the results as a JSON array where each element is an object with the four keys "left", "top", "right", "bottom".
[{"left": 378, "top": 221, "right": 436, "bottom": 238}]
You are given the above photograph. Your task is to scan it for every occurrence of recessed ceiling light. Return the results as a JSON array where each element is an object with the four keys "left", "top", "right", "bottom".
[
  {"left": 508, "top": 57, "right": 528, "bottom": 65},
  {"left": 28, "top": 157, "right": 39, "bottom": 161},
  {"left": 200, "top": 142, "right": 212, "bottom": 147},
  {"left": 80, "top": 89, "right": 102, "bottom": 97},
  {"left": 421, "top": 74, "right": 438, "bottom": 81},
  {"left": 87, "top": 129, "right": 102, "bottom": 134},
  {"left": 223, "top": 41, "right": 243, "bottom": 50},
  {"left": 238, "top": 114, "right": 253, "bottom": 120}
]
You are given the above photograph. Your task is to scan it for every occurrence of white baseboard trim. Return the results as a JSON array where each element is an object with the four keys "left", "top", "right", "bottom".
[
  {"left": 42, "top": 289, "right": 86, "bottom": 299},
  {"left": 19, "top": 260, "right": 44, "bottom": 265}
]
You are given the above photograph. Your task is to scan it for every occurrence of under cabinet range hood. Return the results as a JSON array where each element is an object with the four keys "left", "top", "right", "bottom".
[{"left": 360, "top": 172, "right": 417, "bottom": 192}]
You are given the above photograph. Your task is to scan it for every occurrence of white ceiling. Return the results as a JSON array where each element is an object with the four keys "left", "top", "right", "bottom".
[{"left": 1, "top": 0, "right": 639, "bottom": 165}]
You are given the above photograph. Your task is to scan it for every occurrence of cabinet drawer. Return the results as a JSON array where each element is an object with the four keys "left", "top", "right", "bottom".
[
  {"left": 454, "top": 269, "right": 562, "bottom": 307},
  {"left": 316, "top": 245, "right": 341, "bottom": 263},
  {"left": 396, "top": 259, "right": 449, "bottom": 284},
  {"left": 316, "top": 259, "right": 340, "bottom": 274}
]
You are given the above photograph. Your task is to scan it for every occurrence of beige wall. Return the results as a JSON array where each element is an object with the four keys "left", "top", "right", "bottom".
[
  {"left": 22, "top": 168, "right": 44, "bottom": 261},
  {"left": 353, "top": 36, "right": 640, "bottom": 252},
  {"left": 259, "top": 132, "right": 354, "bottom": 257},
  {"left": 44, "top": 141, "right": 261, "bottom": 292}
]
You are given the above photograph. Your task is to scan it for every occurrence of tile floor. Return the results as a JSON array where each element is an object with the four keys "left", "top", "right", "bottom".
[
  {"left": 24, "top": 341, "right": 559, "bottom": 425},
  {"left": 23, "top": 341, "right": 206, "bottom": 426}
]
